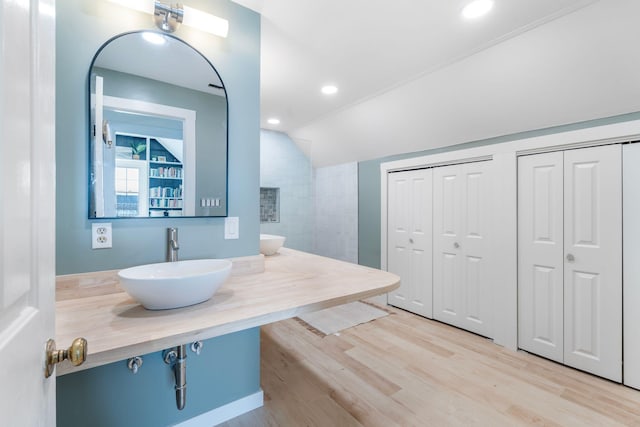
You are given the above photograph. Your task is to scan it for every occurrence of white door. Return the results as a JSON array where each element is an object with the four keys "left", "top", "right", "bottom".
[
  {"left": 387, "top": 169, "right": 433, "bottom": 318},
  {"left": 623, "top": 143, "right": 640, "bottom": 389},
  {"left": 91, "top": 75, "right": 105, "bottom": 217},
  {"left": 563, "top": 145, "right": 621, "bottom": 382},
  {"left": 433, "top": 161, "right": 492, "bottom": 337},
  {"left": 518, "top": 151, "right": 564, "bottom": 363},
  {"left": 517, "top": 145, "right": 622, "bottom": 382},
  {"left": 0, "top": 0, "right": 57, "bottom": 425}
]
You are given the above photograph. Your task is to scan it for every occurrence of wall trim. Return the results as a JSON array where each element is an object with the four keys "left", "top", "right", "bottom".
[
  {"left": 385, "top": 155, "right": 493, "bottom": 173},
  {"left": 174, "top": 389, "right": 264, "bottom": 427}
]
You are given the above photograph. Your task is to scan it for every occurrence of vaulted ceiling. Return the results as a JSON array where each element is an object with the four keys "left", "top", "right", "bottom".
[{"left": 233, "top": 1, "right": 640, "bottom": 166}]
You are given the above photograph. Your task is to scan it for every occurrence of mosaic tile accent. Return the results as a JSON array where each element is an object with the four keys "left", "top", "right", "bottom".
[{"left": 260, "top": 187, "right": 280, "bottom": 223}]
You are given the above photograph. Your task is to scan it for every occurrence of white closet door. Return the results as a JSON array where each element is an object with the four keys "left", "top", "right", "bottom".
[
  {"left": 433, "top": 162, "right": 492, "bottom": 337},
  {"left": 518, "top": 152, "right": 564, "bottom": 363},
  {"left": 563, "top": 145, "right": 621, "bottom": 382},
  {"left": 623, "top": 143, "right": 640, "bottom": 389},
  {"left": 433, "top": 165, "right": 462, "bottom": 326},
  {"left": 387, "top": 169, "right": 433, "bottom": 318}
]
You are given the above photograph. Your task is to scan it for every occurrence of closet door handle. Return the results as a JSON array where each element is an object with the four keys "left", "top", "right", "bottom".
[
  {"left": 453, "top": 242, "right": 460, "bottom": 249},
  {"left": 409, "top": 238, "right": 414, "bottom": 244},
  {"left": 566, "top": 253, "right": 575, "bottom": 262}
]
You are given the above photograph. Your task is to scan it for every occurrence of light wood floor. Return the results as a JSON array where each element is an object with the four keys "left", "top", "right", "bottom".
[{"left": 221, "top": 305, "right": 640, "bottom": 426}]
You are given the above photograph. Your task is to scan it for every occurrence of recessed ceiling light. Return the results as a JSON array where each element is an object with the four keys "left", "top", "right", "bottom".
[
  {"left": 321, "top": 85, "right": 338, "bottom": 95},
  {"left": 141, "top": 32, "right": 166, "bottom": 45},
  {"left": 267, "top": 118, "right": 280, "bottom": 125},
  {"left": 462, "top": 0, "right": 494, "bottom": 19}
]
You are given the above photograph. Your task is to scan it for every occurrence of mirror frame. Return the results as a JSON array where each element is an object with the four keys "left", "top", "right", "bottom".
[{"left": 87, "top": 30, "right": 229, "bottom": 219}]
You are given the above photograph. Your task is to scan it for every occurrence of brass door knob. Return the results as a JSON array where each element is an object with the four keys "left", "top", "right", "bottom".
[{"left": 45, "top": 337, "right": 87, "bottom": 378}]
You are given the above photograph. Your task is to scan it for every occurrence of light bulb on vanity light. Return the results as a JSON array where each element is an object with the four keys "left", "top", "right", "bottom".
[
  {"left": 267, "top": 118, "right": 281, "bottom": 125},
  {"left": 107, "top": 0, "right": 154, "bottom": 14},
  {"left": 183, "top": 5, "right": 229, "bottom": 37}
]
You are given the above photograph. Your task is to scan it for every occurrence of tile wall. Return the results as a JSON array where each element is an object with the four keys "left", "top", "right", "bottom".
[{"left": 313, "top": 162, "right": 358, "bottom": 263}]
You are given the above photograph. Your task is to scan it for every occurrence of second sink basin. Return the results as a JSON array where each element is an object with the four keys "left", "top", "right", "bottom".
[
  {"left": 118, "top": 259, "right": 232, "bottom": 310},
  {"left": 260, "top": 234, "right": 286, "bottom": 256}
]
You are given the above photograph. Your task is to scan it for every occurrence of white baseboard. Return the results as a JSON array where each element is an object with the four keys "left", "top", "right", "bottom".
[{"left": 174, "top": 389, "right": 264, "bottom": 427}]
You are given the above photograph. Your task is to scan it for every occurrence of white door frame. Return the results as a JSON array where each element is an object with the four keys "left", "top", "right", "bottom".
[
  {"left": 0, "top": 0, "right": 57, "bottom": 425},
  {"left": 102, "top": 95, "right": 197, "bottom": 216}
]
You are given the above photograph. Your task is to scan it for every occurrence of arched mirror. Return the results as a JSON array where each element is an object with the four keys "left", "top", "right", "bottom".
[{"left": 88, "top": 31, "right": 228, "bottom": 218}]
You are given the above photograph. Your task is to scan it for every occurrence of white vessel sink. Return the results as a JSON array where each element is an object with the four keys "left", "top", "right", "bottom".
[
  {"left": 118, "top": 259, "right": 232, "bottom": 310},
  {"left": 260, "top": 234, "right": 286, "bottom": 256}
]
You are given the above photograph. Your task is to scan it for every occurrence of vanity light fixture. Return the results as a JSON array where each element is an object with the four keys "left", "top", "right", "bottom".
[
  {"left": 267, "top": 118, "right": 281, "bottom": 125},
  {"left": 461, "top": 0, "right": 494, "bottom": 20},
  {"left": 107, "top": 0, "right": 229, "bottom": 37},
  {"left": 321, "top": 85, "right": 338, "bottom": 95}
]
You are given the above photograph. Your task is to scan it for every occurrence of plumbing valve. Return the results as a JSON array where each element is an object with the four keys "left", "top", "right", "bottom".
[
  {"left": 163, "top": 349, "right": 178, "bottom": 365},
  {"left": 190, "top": 341, "right": 203, "bottom": 355},
  {"left": 127, "top": 356, "right": 143, "bottom": 374}
]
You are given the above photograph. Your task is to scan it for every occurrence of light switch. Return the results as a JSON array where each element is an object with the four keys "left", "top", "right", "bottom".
[{"left": 225, "top": 217, "right": 239, "bottom": 239}]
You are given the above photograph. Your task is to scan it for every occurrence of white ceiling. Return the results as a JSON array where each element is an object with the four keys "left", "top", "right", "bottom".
[
  {"left": 94, "top": 32, "right": 224, "bottom": 96},
  {"left": 232, "top": 0, "right": 640, "bottom": 166}
]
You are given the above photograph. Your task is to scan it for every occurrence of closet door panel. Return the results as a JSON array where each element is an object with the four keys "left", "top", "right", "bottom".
[
  {"left": 518, "top": 152, "right": 564, "bottom": 362},
  {"left": 387, "top": 173, "right": 411, "bottom": 307},
  {"left": 623, "top": 143, "right": 640, "bottom": 389},
  {"left": 434, "top": 162, "right": 492, "bottom": 337},
  {"left": 460, "top": 162, "right": 492, "bottom": 336},
  {"left": 408, "top": 169, "right": 433, "bottom": 317},
  {"left": 464, "top": 255, "right": 482, "bottom": 322},
  {"left": 433, "top": 165, "right": 463, "bottom": 326},
  {"left": 440, "top": 252, "right": 458, "bottom": 316},
  {"left": 387, "top": 169, "right": 433, "bottom": 318},
  {"left": 563, "top": 145, "right": 621, "bottom": 382}
]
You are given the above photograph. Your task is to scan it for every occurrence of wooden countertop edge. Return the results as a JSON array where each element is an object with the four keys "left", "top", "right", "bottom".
[
  {"left": 55, "top": 249, "right": 399, "bottom": 376},
  {"left": 56, "top": 282, "right": 397, "bottom": 376}
]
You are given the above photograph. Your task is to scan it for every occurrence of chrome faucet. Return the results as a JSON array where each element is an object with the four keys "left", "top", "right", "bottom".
[{"left": 167, "top": 228, "right": 179, "bottom": 262}]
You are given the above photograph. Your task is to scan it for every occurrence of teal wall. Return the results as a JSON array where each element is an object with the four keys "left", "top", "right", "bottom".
[
  {"left": 358, "top": 111, "right": 640, "bottom": 269},
  {"left": 56, "top": 1, "right": 261, "bottom": 425},
  {"left": 57, "top": 328, "right": 260, "bottom": 427},
  {"left": 56, "top": 0, "right": 259, "bottom": 274}
]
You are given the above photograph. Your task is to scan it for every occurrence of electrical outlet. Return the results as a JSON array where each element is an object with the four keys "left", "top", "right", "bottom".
[{"left": 92, "top": 223, "right": 112, "bottom": 249}]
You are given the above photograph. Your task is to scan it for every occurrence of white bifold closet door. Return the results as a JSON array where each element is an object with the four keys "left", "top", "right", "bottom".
[
  {"left": 517, "top": 151, "right": 564, "bottom": 362},
  {"left": 432, "top": 161, "right": 492, "bottom": 338},
  {"left": 518, "top": 145, "right": 621, "bottom": 382},
  {"left": 387, "top": 168, "right": 433, "bottom": 318}
]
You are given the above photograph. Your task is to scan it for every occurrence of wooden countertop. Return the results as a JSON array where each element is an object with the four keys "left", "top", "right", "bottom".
[{"left": 55, "top": 248, "right": 399, "bottom": 376}]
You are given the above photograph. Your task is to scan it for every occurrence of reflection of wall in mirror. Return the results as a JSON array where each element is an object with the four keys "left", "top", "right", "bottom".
[{"left": 94, "top": 67, "right": 227, "bottom": 217}]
